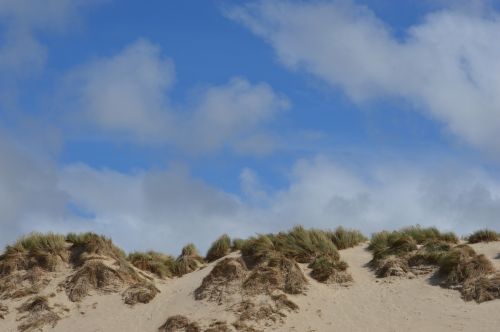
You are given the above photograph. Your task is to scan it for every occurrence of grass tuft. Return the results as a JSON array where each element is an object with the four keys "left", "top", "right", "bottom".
[
  {"left": 467, "top": 229, "right": 499, "bottom": 243},
  {"left": 327, "top": 227, "right": 367, "bottom": 250},
  {"left": 206, "top": 234, "right": 231, "bottom": 262},
  {"left": 128, "top": 251, "right": 176, "bottom": 279}
]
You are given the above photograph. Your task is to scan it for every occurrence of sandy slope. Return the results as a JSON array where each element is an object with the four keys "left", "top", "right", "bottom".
[
  {"left": 282, "top": 242, "right": 500, "bottom": 332},
  {"left": 1, "top": 243, "right": 499, "bottom": 332}
]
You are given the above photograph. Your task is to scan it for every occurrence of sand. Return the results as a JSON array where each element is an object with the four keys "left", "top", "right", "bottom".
[{"left": 1, "top": 242, "right": 499, "bottom": 331}]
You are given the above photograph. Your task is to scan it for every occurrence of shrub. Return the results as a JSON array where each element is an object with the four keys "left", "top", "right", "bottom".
[
  {"left": 467, "top": 229, "right": 499, "bottom": 243},
  {"left": 128, "top": 251, "right": 176, "bottom": 278},
  {"left": 206, "top": 234, "right": 231, "bottom": 262},
  {"left": 327, "top": 227, "right": 367, "bottom": 250}
]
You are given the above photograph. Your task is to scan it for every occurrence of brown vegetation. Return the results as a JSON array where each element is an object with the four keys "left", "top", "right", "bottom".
[
  {"left": 158, "top": 315, "right": 200, "bottom": 332},
  {"left": 123, "top": 281, "right": 160, "bottom": 305},
  {"left": 16, "top": 296, "right": 60, "bottom": 332}
]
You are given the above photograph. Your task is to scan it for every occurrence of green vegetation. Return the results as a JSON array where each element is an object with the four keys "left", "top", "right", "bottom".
[
  {"left": 206, "top": 234, "right": 231, "bottom": 262},
  {"left": 326, "top": 226, "right": 367, "bottom": 250},
  {"left": 65, "top": 232, "right": 126, "bottom": 264},
  {"left": 467, "top": 229, "right": 499, "bottom": 243},
  {"left": 128, "top": 251, "right": 176, "bottom": 278},
  {"left": 308, "top": 254, "right": 351, "bottom": 283},
  {"left": 0, "top": 232, "right": 67, "bottom": 274},
  {"left": 173, "top": 243, "right": 205, "bottom": 276},
  {"left": 231, "top": 238, "right": 247, "bottom": 251}
]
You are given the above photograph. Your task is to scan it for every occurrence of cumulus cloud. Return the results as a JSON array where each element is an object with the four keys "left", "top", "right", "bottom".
[
  {"left": 64, "top": 39, "right": 289, "bottom": 153},
  {"left": 227, "top": 1, "right": 500, "bottom": 156}
]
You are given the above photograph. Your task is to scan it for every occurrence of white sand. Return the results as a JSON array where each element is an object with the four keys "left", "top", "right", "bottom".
[{"left": 1, "top": 242, "right": 499, "bottom": 331}]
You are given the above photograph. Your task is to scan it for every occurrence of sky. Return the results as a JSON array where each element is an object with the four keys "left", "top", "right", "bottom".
[{"left": 1, "top": 0, "right": 500, "bottom": 254}]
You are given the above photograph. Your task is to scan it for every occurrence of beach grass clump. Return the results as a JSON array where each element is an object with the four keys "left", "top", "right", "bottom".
[
  {"left": 399, "top": 225, "right": 459, "bottom": 244},
  {"left": 369, "top": 231, "right": 417, "bottom": 261},
  {"left": 438, "top": 245, "right": 494, "bottom": 285},
  {"left": 308, "top": 254, "right": 352, "bottom": 284},
  {"left": 240, "top": 234, "right": 276, "bottom": 266},
  {"left": 16, "top": 296, "right": 60, "bottom": 332},
  {"left": 65, "top": 232, "right": 126, "bottom": 265},
  {"left": 271, "top": 226, "right": 338, "bottom": 264},
  {"left": 327, "top": 227, "right": 367, "bottom": 250},
  {"left": 173, "top": 243, "right": 204, "bottom": 277},
  {"left": 122, "top": 281, "right": 160, "bottom": 305},
  {"left": 467, "top": 229, "right": 499, "bottom": 243},
  {"left": 0, "top": 233, "right": 67, "bottom": 275},
  {"left": 407, "top": 240, "right": 452, "bottom": 266},
  {"left": 206, "top": 234, "right": 232, "bottom": 262},
  {"left": 231, "top": 238, "right": 247, "bottom": 251},
  {"left": 128, "top": 251, "right": 176, "bottom": 278}
]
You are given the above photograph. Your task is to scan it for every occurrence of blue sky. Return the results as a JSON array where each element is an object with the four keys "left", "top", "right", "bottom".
[{"left": 1, "top": 0, "right": 500, "bottom": 254}]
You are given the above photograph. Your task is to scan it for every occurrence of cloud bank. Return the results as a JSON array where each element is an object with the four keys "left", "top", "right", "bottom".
[{"left": 227, "top": 1, "right": 500, "bottom": 157}]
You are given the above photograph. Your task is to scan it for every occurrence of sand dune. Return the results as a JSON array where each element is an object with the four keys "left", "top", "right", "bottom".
[{"left": 1, "top": 240, "right": 499, "bottom": 332}]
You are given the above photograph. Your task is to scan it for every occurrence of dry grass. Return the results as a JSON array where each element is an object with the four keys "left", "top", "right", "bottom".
[
  {"left": 206, "top": 234, "right": 231, "bottom": 262},
  {"left": 158, "top": 315, "right": 200, "bottom": 332},
  {"left": 372, "top": 256, "right": 412, "bottom": 278},
  {"left": 128, "top": 251, "right": 176, "bottom": 278},
  {"left": 438, "top": 245, "right": 494, "bottom": 285},
  {"left": 66, "top": 232, "right": 126, "bottom": 265},
  {"left": 243, "top": 255, "right": 307, "bottom": 295},
  {"left": 0, "top": 233, "right": 67, "bottom": 275},
  {"left": 194, "top": 257, "right": 248, "bottom": 303},
  {"left": 0, "top": 302, "right": 8, "bottom": 319},
  {"left": 462, "top": 273, "right": 500, "bottom": 303},
  {"left": 308, "top": 255, "right": 352, "bottom": 284},
  {"left": 16, "top": 296, "right": 60, "bottom": 332},
  {"left": 467, "top": 229, "right": 499, "bottom": 243},
  {"left": 65, "top": 259, "right": 141, "bottom": 302},
  {"left": 173, "top": 244, "right": 204, "bottom": 277},
  {"left": 122, "top": 281, "right": 160, "bottom": 305}
]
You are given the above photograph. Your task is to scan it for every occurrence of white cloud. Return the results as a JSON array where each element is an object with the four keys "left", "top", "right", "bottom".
[
  {"left": 64, "top": 40, "right": 289, "bottom": 153},
  {"left": 66, "top": 39, "right": 176, "bottom": 141},
  {"left": 227, "top": 1, "right": 500, "bottom": 157},
  {"left": 0, "top": 131, "right": 68, "bottom": 245},
  {"left": 1, "top": 136, "right": 500, "bottom": 254}
]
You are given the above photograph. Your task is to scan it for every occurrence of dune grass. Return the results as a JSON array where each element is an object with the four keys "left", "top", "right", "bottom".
[
  {"left": 173, "top": 243, "right": 204, "bottom": 276},
  {"left": 327, "top": 227, "right": 367, "bottom": 250},
  {"left": 231, "top": 238, "right": 247, "bottom": 251},
  {"left": 0, "top": 233, "right": 67, "bottom": 274},
  {"left": 206, "top": 234, "right": 231, "bottom": 262},
  {"left": 308, "top": 254, "right": 351, "bottom": 283},
  {"left": 127, "top": 251, "right": 176, "bottom": 278},
  {"left": 65, "top": 232, "right": 126, "bottom": 264},
  {"left": 467, "top": 229, "right": 499, "bottom": 243},
  {"left": 272, "top": 226, "right": 338, "bottom": 263}
]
